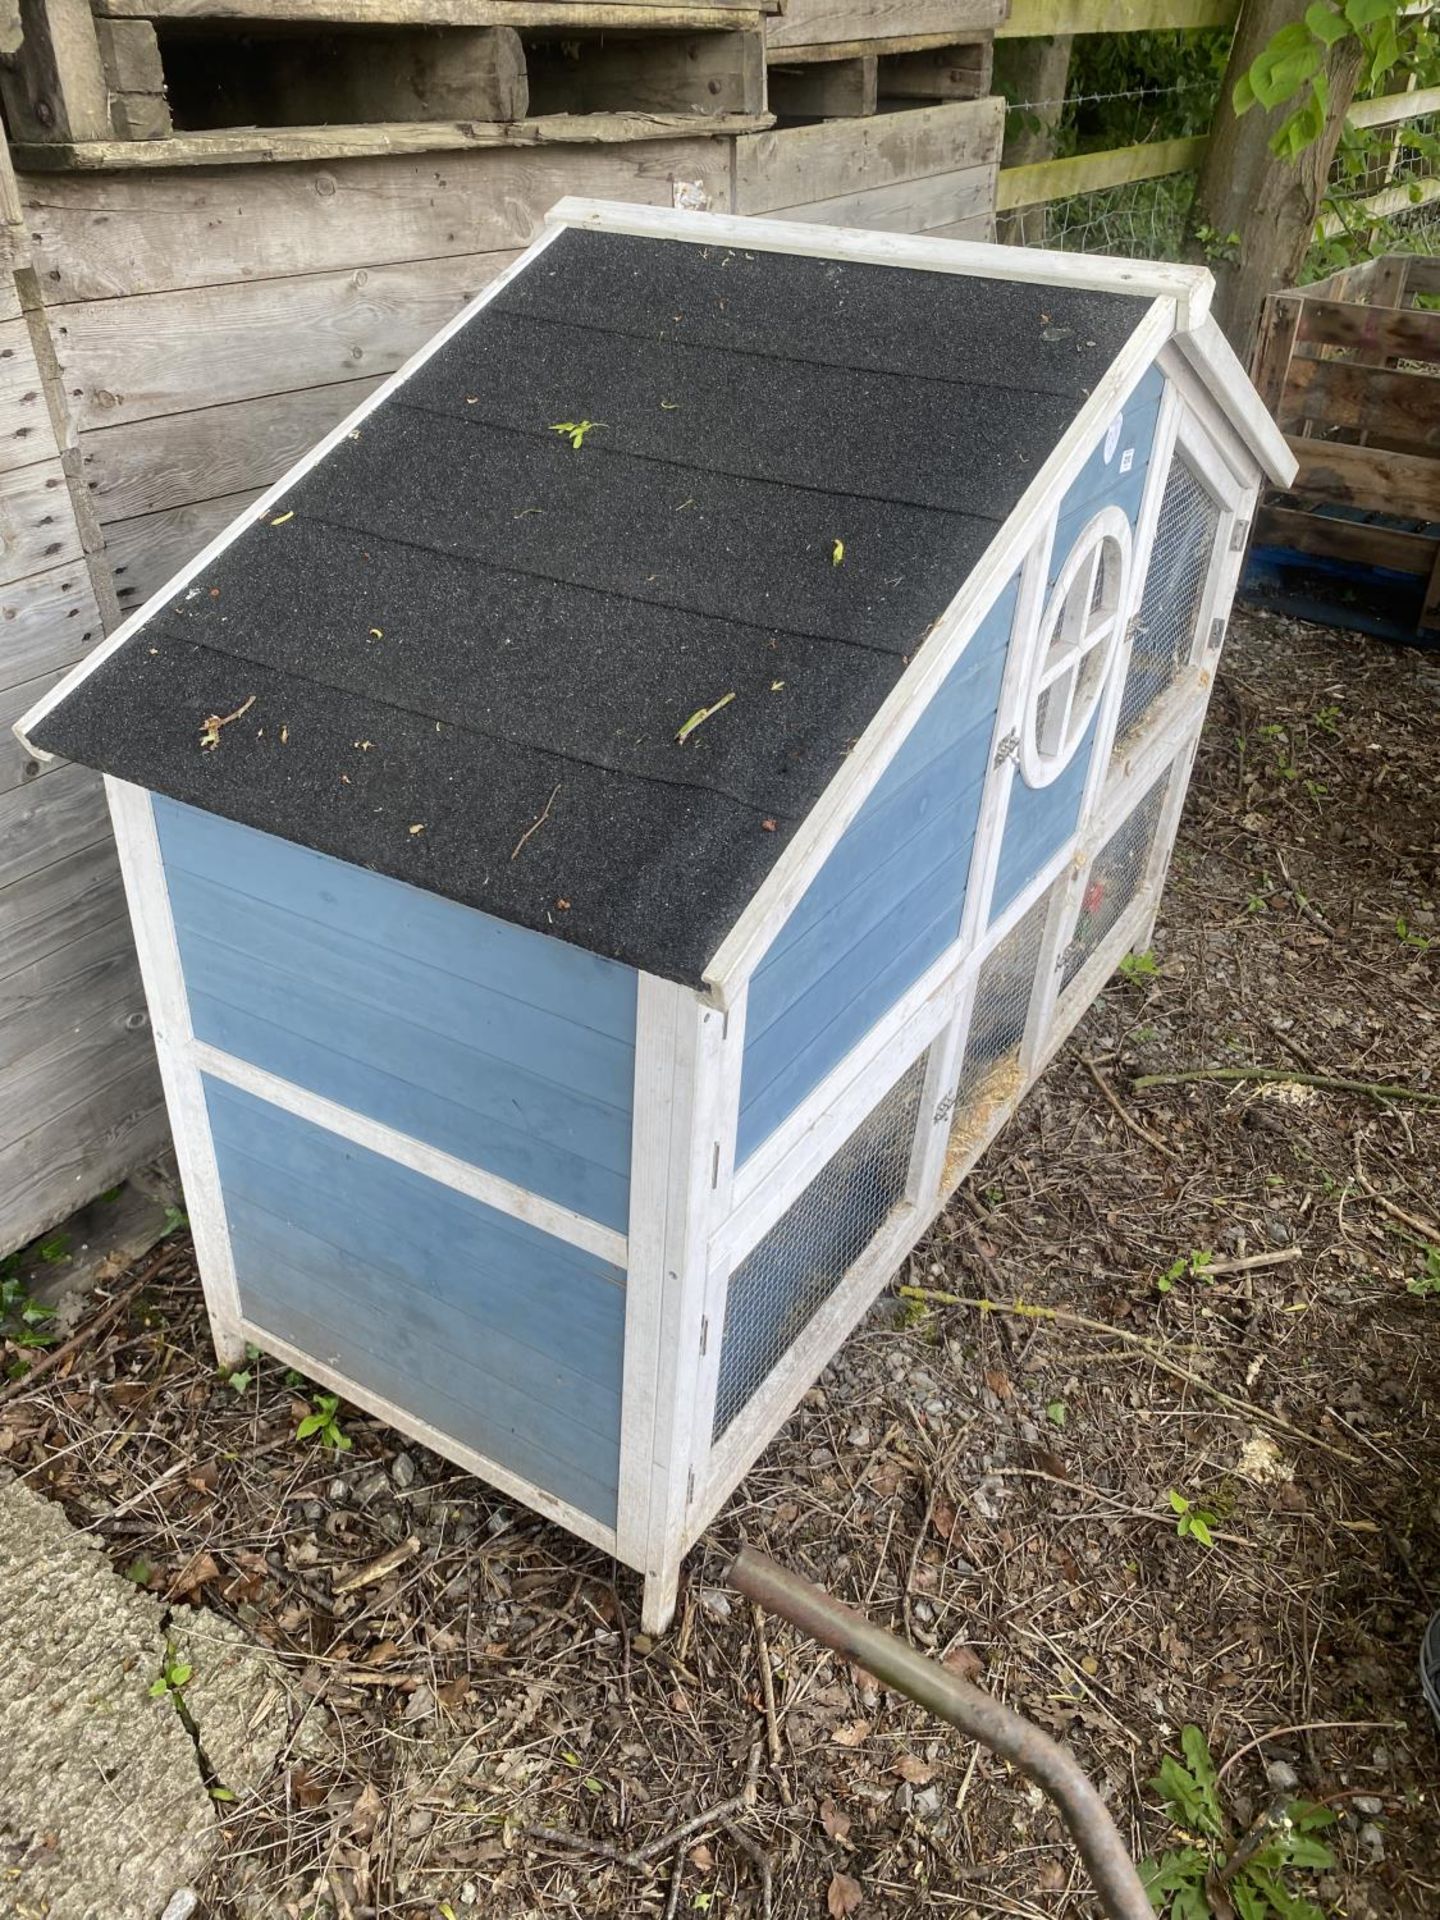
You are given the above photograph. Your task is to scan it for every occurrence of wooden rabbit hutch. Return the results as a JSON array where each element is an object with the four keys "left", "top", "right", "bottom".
[
  {"left": 19, "top": 198, "right": 1291, "bottom": 1626},
  {"left": 0, "top": 0, "right": 1007, "bottom": 1254},
  {"left": 1247, "top": 253, "right": 1440, "bottom": 646}
]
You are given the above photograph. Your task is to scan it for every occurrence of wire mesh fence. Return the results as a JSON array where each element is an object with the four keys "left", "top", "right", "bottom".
[{"left": 999, "top": 82, "right": 1440, "bottom": 273}]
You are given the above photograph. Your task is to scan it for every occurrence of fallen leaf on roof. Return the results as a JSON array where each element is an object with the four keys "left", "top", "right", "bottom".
[
  {"left": 465, "top": 396, "right": 480, "bottom": 405},
  {"left": 408, "top": 823, "right": 425, "bottom": 836},
  {"left": 770, "top": 680, "right": 784, "bottom": 692},
  {"left": 550, "top": 419, "right": 603, "bottom": 450},
  {"left": 676, "top": 691, "right": 735, "bottom": 746},
  {"left": 199, "top": 693, "right": 256, "bottom": 752},
  {"left": 279, "top": 724, "right": 289, "bottom": 745},
  {"left": 555, "top": 898, "right": 571, "bottom": 912},
  {"left": 369, "top": 627, "right": 384, "bottom": 639},
  {"left": 832, "top": 539, "right": 845, "bottom": 567},
  {"left": 660, "top": 400, "right": 680, "bottom": 411},
  {"left": 270, "top": 511, "right": 294, "bottom": 527},
  {"left": 762, "top": 819, "right": 777, "bottom": 833}
]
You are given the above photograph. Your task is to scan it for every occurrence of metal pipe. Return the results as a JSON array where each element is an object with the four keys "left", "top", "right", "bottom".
[{"left": 728, "top": 1545, "right": 1153, "bottom": 1920}]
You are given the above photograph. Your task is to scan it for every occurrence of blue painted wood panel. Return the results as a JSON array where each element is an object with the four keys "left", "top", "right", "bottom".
[
  {"left": 155, "top": 798, "right": 637, "bottom": 1231},
  {"left": 207, "top": 1076, "right": 624, "bottom": 1527},
  {"left": 989, "top": 364, "right": 1167, "bottom": 923},
  {"left": 737, "top": 582, "right": 1017, "bottom": 1162}
]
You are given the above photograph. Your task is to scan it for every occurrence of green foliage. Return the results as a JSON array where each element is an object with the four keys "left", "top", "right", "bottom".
[
  {"left": 1395, "top": 916, "right": 1432, "bottom": 952},
  {"left": 149, "top": 1645, "right": 194, "bottom": 1702},
  {"left": 1406, "top": 1246, "right": 1440, "bottom": 1296},
  {"left": 0, "top": 1259, "right": 57, "bottom": 1354},
  {"left": 1167, "top": 1488, "right": 1219, "bottom": 1548},
  {"left": 162, "top": 1204, "right": 189, "bottom": 1237},
  {"left": 295, "top": 1392, "right": 352, "bottom": 1451},
  {"left": 1235, "top": 1, "right": 1426, "bottom": 158},
  {"left": 1141, "top": 1725, "right": 1336, "bottom": 1920},
  {"left": 1063, "top": 29, "right": 1231, "bottom": 150},
  {"left": 549, "top": 419, "right": 602, "bottom": 450},
  {"left": 1120, "top": 949, "right": 1161, "bottom": 985},
  {"left": 1156, "top": 1250, "right": 1215, "bottom": 1295}
]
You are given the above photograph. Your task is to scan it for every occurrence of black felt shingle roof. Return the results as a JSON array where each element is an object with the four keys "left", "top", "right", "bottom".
[{"left": 31, "top": 226, "right": 1150, "bottom": 986}]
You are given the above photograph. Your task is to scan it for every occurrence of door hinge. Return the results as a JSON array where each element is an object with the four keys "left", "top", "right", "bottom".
[
  {"left": 1230, "top": 518, "right": 1250, "bottom": 553},
  {"left": 992, "top": 727, "right": 1019, "bottom": 769},
  {"left": 1208, "top": 615, "right": 1227, "bottom": 652},
  {"left": 686, "top": 1468, "right": 695, "bottom": 1507},
  {"left": 699, "top": 1315, "right": 709, "bottom": 1357}
]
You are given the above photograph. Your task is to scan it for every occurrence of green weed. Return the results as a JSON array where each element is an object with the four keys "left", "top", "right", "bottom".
[
  {"left": 1119, "top": 950, "right": 1161, "bottom": 985},
  {"left": 295, "top": 1392, "right": 352, "bottom": 1452}
]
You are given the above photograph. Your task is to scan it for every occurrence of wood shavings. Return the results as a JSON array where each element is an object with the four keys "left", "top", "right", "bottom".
[{"left": 198, "top": 693, "right": 255, "bottom": 752}]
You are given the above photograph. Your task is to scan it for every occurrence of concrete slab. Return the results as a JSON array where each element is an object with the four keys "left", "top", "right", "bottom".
[{"left": 0, "top": 1472, "right": 291, "bottom": 1920}]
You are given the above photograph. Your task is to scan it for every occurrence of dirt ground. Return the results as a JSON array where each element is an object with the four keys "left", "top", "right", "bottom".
[{"left": 2, "top": 604, "right": 1438, "bottom": 1920}]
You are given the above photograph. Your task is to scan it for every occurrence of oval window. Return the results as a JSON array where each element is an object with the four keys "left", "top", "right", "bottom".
[{"left": 1019, "top": 507, "right": 1132, "bottom": 789}]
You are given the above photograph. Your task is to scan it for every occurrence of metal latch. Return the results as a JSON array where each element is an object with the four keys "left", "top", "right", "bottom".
[
  {"left": 992, "top": 728, "right": 1020, "bottom": 769},
  {"left": 1207, "top": 615, "right": 1227, "bottom": 651}
]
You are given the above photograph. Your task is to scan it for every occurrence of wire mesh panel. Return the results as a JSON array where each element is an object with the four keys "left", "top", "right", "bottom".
[
  {"left": 1060, "top": 774, "right": 1171, "bottom": 991},
  {"left": 1113, "top": 454, "right": 1220, "bottom": 749},
  {"left": 711, "top": 1050, "right": 928, "bottom": 1443},
  {"left": 951, "top": 885, "right": 1052, "bottom": 1131}
]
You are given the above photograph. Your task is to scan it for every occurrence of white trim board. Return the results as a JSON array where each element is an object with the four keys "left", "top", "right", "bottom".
[
  {"left": 191, "top": 1038, "right": 628, "bottom": 1270},
  {"left": 105, "top": 777, "right": 246, "bottom": 1368},
  {"left": 15, "top": 224, "right": 568, "bottom": 759}
]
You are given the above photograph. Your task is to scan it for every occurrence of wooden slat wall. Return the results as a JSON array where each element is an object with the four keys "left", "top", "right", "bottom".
[{"left": 0, "top": 210, "right": 167, "bottom": 1250}]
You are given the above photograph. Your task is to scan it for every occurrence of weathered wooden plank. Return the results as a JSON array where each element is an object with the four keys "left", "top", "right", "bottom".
[
  {"left": 768, "top": 0, "right": 1004, "bottom": 53},
  {"left": 0, "top": 668, "right": 66, "bottom": 792},
  {"left": 0, "top": 762, "right": 111, "bottom": 893},
  {"left": 97, "top": 0, "right": 760, "bottom": 16},
  {"left": 527, "top": 27, "right": 763, "bottom": 116},
  {"left": 12, "top": 107, "right": 772, "bottom": 170},
  {"left": 1280, "top": 356, "right": 1440, "bottom": 452},
  {"left": 1294, "top": 296, "right": 1440, "bottom": 363},
  {"left": 1285, "top": 433, "right": 1440, "bottom": 522},
  {"left": 1253, "top": 501, "right": 1437, "bottom": 579},
  {"left": 95, "top": 17, "right": 166, "bottom": 91},
  {"left": 763, "top": 161, "right": 994, "bottom": 234},
  {"left": 1318, "top": 173, "right": 1440, "bottom": 239},
  {"left": 0, "top": 315, "right": 61, "bottom": 476},
  {"left": 998, "top": 0, "right": 1237, "bottom": 32},
  {"left": 0, "top": 0, "right": 111, "bottom": 144},
  {"left": 878, "top": 39, "right": 992, "bottom": 100},
  {"left": 997, "top": 135, "right": 1207, "bottom": 211},
  {"left": 767, "top": 30, "right": 982, "bottom": 62},
  {"left": 20, "top": 139, "right": 735, "bottom": 301},
  {"left": 0, "top": 836, "right": 127, "bottom": 985},
  {"left": 52, "top": 250, "right": 516, "bottom": 430},
  {"left": 105, "top": 488, "right": 261, "bottom": 612},
  {"left": 0, "top": 1054, "right": 167, "bottom": 1261},
  {"left": 1404, "top": 256, "right": 1440, "bottom": 297},
  {"left": 0, "top": 915, "right": 146, "bottom": 1073},
  {"left": 0, "top": 457, "right": 84, "bottom": 586},
  {"left": 110, "top": 93, "right": 174, "bottom": 139},
  {"left": 162, "top": 24, "right": 529, "bottom": 126},
  {"left": 0, "top": 557, "right": 103, "bottom": 692},
  {"left": 1250, "top": 291, "right": 1302, "bottom": 416},
  {"left": 1347, "top": 84, "right": 1440, "bottom": 130},
  {"left": 82, "top": 376, "right": 379, "bottom": 524},
  {"left": 734, "top": 98, "right": 1002, "bottom": 214},
  {"left": 768, "top": 56, "right": 877, "bottom": 119}
]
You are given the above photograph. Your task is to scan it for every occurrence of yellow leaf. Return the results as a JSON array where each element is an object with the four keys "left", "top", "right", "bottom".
[
  {"left": 832, "top": 539, "right": 845, "bottom": 567},
  {"left": 675, "top": 690, "right": 735, "bottom": 746},
  {"left": 270, "top": 510, "right": 294, "bottom": 527},
  {"left": 409, "top": 823, "right": 425, "bottom": 835},
  {"left": 369, "top": 627, "right": 383, "bottom": 639}
]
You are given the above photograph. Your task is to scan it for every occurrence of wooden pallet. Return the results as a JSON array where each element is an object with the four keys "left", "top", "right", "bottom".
[
  {"left": 2, "top": 0, "right": 771, "bottom": 162},
  {"left": 1245, "top": 253, "right": 1440, "bottom": 647}
]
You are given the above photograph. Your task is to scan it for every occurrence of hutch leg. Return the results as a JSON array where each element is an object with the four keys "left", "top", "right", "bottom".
[{"left": 641, "top": 1558, "right": 683, "bottom": 1637}]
